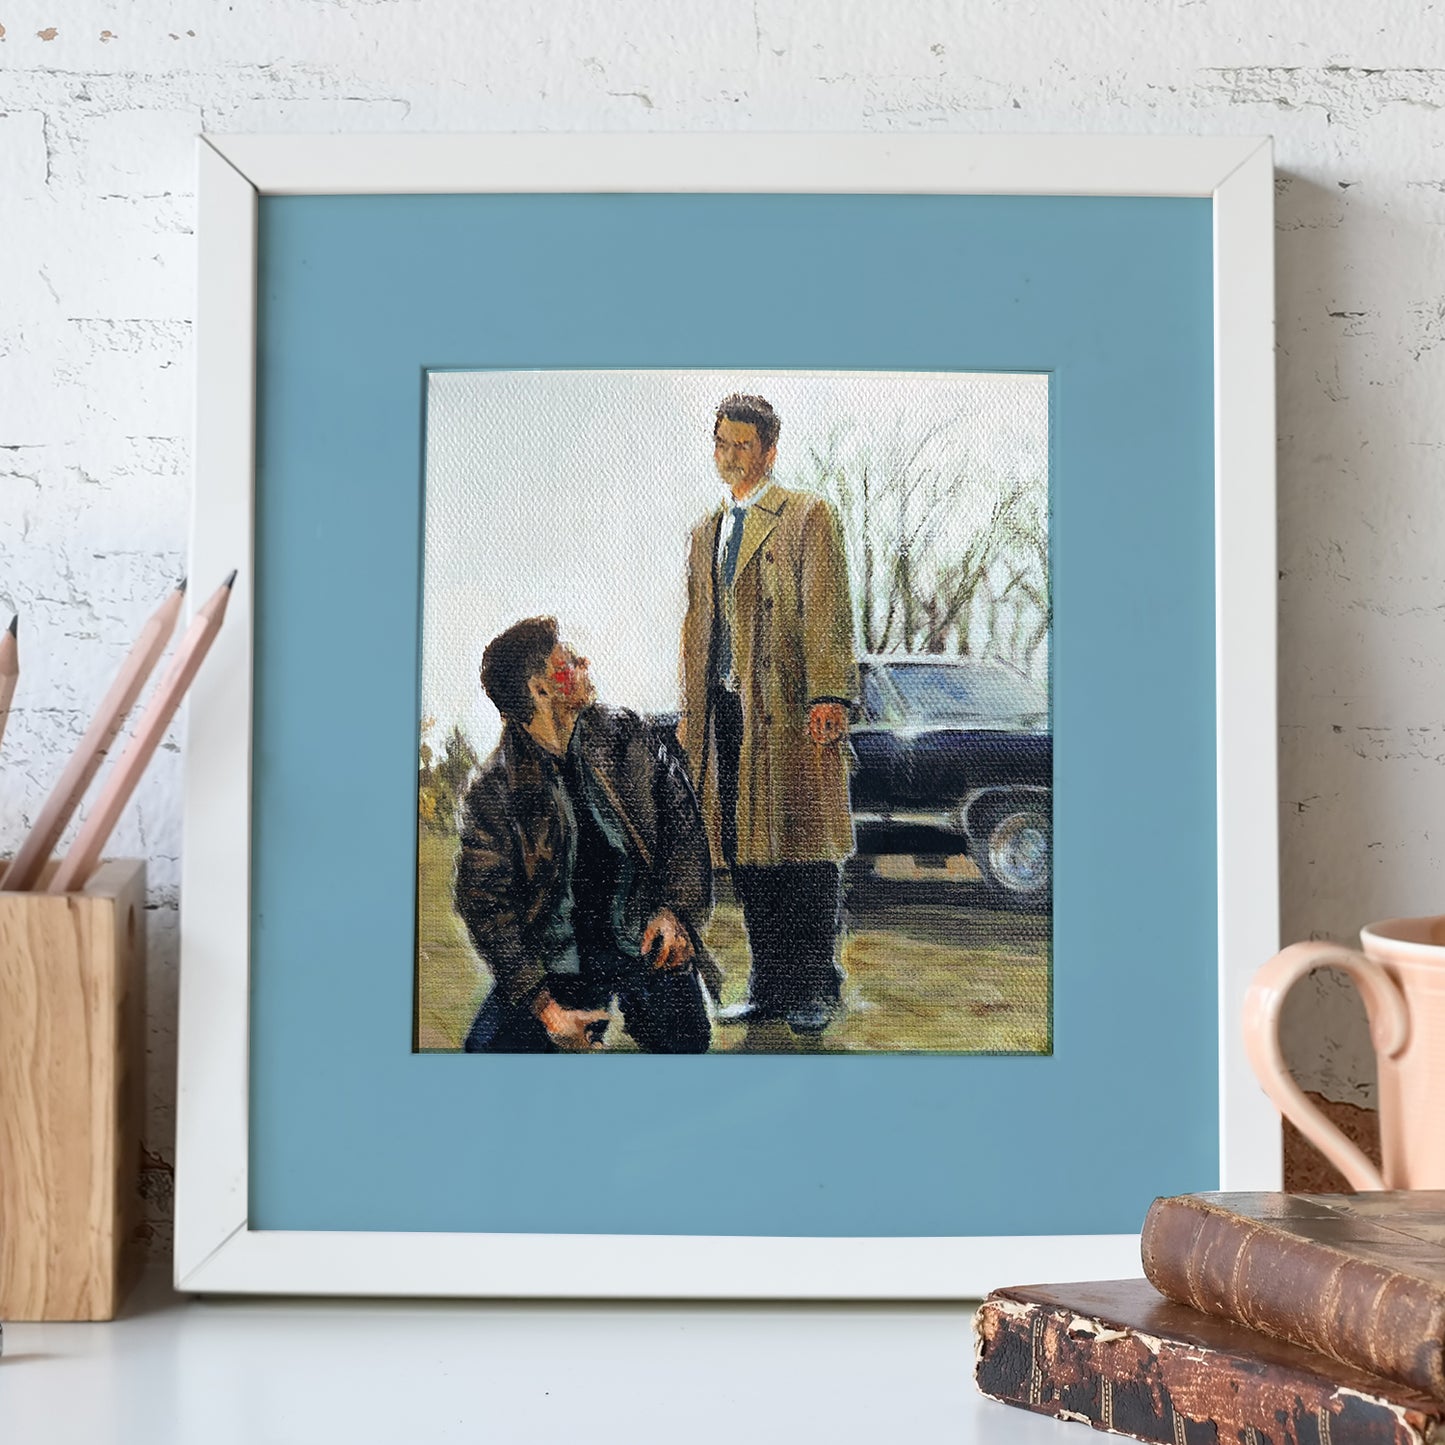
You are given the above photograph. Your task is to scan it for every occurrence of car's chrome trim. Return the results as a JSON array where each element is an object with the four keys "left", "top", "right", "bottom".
[
  {"left": 856, "top": 785, "right": 1051, "bottom": 842},
  {"left": 852, "top": 808, "right": 968, "bottom": 834}
]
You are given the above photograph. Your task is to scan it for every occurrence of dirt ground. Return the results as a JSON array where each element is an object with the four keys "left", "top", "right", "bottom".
[{"left": 415, "top": 828, "right": 1050, "bottom": 1054}]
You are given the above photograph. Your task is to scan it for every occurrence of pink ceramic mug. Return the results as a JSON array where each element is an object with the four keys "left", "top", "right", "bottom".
[{"left": 1243, "top": 920, "right": 1445, "bottom": 1190}]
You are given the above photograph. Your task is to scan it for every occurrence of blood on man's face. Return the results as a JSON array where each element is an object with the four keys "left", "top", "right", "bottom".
[{"left": 546, "top": 643, "right": 596, "bottom": 708}]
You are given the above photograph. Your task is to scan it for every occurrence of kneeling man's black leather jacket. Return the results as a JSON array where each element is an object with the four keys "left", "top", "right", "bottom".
[{"left": 454, "top": 706, "right": 720, "bottom": 1007}]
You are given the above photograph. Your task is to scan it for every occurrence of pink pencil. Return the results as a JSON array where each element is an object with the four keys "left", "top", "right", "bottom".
[
  {"left": 4, "top": 582, "right": 186, "bottom": 892},
  {"left": 0, "top": 616, "right": 16, "bottom": 756},
  {"left": 48, "top": 573, "right": 235, "bottom": 896}
]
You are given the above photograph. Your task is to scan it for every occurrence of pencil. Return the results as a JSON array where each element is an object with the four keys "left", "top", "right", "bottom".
[
  {"left": 47, "top": 573, "right": 236, "bottom": 896},
  {"left": 0, "top": 616, "right": 16, "bottom": 756},
  {"left": 4, "top": 582, "right": 186, "bottom": 893}
]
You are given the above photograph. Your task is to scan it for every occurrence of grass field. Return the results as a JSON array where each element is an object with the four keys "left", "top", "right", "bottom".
[{"left": 415, "top": 827, "right": 1050, "bottom": 1053}]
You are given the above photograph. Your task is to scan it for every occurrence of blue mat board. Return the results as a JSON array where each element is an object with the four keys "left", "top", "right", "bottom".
[{"left": 249, "top": 192, "right": 1215, "bottom": 1237}]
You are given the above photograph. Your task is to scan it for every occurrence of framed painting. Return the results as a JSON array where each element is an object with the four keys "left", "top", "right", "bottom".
[{"left": 177, "top": 133, "right": 1278, "bottom": 1298}]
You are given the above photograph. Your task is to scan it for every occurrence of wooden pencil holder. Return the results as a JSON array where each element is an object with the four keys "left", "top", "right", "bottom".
[{"left": 0, "top": 859, "right": 146, "bottom": 1320}]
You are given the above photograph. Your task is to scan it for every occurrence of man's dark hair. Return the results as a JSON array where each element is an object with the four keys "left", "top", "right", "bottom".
[
  {"left": 714, "top": 393, "right": 781, "bottom": 453},
  {"left": 480, "top": 615, "right": 559, "bottom": 724}
]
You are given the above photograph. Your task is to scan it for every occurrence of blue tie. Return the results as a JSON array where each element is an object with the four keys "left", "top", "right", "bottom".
[{"left": 721, "top": 507, "right": 746, "bottom": 590}]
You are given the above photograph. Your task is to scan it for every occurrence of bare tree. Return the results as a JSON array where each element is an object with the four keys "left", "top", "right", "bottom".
[{"left": 807, "top": 413, "right": 1048, "bottom": 674}]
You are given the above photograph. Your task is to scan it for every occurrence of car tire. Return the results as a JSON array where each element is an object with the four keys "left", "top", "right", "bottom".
[{"left": 974, "top": 802, "right": 1051, "bottom": 911}]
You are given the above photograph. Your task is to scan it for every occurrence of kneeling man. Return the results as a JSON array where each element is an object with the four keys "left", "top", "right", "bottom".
[{"left": 456, "top": 615, "right": 718, "bottom": 1053}]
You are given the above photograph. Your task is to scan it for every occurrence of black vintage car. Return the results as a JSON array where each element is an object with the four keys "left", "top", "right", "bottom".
[{"left": 850, "top": 655, "right": 1051, "bottom": 909}]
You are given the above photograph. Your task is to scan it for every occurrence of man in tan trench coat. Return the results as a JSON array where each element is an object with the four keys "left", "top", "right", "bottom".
[{"left": 679, "top": 393, "right": 859, "bottom": 1033}]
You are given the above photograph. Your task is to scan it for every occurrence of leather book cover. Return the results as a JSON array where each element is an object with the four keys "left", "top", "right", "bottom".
[
  {"left": 1141, "top": 1192, "right": 1445, "bottom": 1398},
  {"left": 975, "top": 1278, "right": 1445, "bottom": 1445}
]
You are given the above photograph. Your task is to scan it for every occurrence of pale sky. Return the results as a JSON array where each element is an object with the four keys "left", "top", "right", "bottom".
[{"left": 421, "top": 369, "right": 1048, "bottom": 758}]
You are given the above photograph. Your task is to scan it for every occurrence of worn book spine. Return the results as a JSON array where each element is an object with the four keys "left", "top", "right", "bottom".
[
  {"left": 975, "top": 1292, "right": 1445, "bottom": 1445},
  {"left": 1141, "top": 1195, "right": 1445, "bottom": 1399}
]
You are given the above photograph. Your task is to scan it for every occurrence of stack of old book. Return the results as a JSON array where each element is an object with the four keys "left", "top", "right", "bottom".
[{"left": 975, "top": 1191, "right": 1445, "bottom": 1444}]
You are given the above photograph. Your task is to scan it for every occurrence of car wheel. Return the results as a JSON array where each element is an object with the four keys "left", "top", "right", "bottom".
[{"left": 977, "top": 804, "right": 1051, "bottom": 910}]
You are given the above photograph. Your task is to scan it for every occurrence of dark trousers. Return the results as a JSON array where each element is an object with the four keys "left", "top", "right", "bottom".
[
  {"left": 734, "top": 862, "right": 844, "bottom": 1014},
  {"left": 463, "top": 947, "right": 712, "bottom": 1054},
  {"left": 712, "top": 687, "right": 845, "bottom": 1015},
  {"left": 713, "top": 687, "right": 744, "bottom": 869}
]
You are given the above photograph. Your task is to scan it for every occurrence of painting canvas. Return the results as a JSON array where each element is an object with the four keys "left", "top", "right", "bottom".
[{"left": 416, "top": 369, "right": 1050, "bottom": 1056}]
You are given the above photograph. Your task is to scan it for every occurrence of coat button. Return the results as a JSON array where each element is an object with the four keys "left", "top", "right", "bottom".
[
  {"left": 763, "top": 713, "right": 773, "bottom": 725},
  {"left": 759, "top": 656, "right": 771, "bottom": 670},
  {"left": 763, "top": 597, "right": 773, "bottom": 611},
  {"left": 765, "top": 550, "right": 774, "bottom": 562}
]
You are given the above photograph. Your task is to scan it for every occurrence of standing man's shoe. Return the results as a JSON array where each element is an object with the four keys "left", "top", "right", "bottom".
[
  {"left": 717, "top": 998, "right": 780, "bottom": 1025},
  {"left": 785, "top": 1001, "right": 838, "bottom": 1035}
]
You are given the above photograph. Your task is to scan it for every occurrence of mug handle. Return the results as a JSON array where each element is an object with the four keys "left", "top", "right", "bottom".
[{"left": 1242, "top": 940, "right": 1410, "bottom": 1190}]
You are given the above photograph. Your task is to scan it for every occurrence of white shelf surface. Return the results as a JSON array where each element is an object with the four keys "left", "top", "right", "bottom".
[{"left": 1, "top": 1269, "right": 1084, "bottom": 1443}]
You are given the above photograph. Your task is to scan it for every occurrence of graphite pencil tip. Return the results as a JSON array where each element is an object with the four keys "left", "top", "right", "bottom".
[
  {"left": 223, "top": 569, "right": 238, "bottom": 589},
  {"left": 177, "top": 576, "right": 188, "bottom": 594},
  {"left": 6, "top": 614, "right": 16, "bottom": 637}
]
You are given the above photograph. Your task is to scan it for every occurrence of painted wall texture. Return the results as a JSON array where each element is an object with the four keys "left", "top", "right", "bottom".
[{"left": 2, "top": 1, "right": 1437, "bottom": 1252}]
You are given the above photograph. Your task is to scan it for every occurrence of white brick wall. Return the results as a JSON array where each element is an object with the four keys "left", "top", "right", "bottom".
[{"left": 5, "top": 0, "right": 1438, "bottom": 1252}]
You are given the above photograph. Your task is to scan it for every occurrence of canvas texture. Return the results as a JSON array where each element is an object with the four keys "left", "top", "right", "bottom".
[{"left": 416, "top": 369, "right": 1051, "bottom": 1056}]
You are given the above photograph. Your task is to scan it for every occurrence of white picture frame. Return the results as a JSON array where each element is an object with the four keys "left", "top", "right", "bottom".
[{"left": 178, "top": 132, "right": 1278, "bottom": 1299}]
